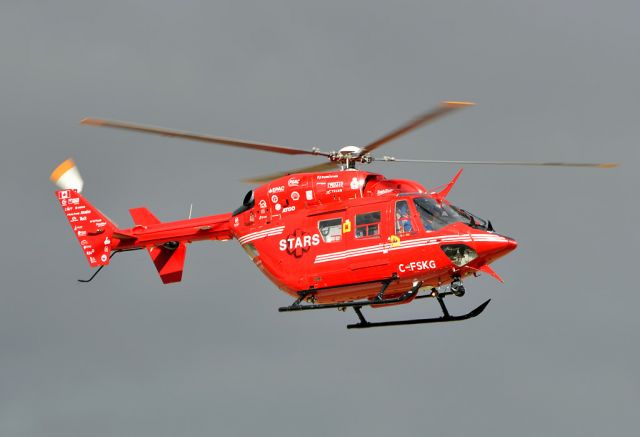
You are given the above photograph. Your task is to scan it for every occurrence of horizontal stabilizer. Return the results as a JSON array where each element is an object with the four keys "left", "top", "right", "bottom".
[{"left": 129, "top": 207, "right": 161, "bottom": 226}]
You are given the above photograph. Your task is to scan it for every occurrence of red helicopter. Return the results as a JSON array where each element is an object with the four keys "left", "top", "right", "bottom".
[{"left": 51, "top": 102, "right": 616, "bottom": 329}]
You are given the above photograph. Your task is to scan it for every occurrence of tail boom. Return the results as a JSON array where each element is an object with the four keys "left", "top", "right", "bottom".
[
  {"left": 55, "top": 189, "right": 234, "bottom": 282},
  {"left": 114, "top": 213, "right": 234, "bottom": 250}
]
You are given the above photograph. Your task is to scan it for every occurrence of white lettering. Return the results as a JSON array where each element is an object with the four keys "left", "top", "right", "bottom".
[
  {"left": 287, "top": 177, "right": 300, "bottom": 187},
  {"left": 327, "top": 181, "right": 344, "bottom": 189},
  {"left": 398, "top": 259, "right": 437, "bottom": 272},
  {"left": 282, "top": 206, "right": 296, "bottom": 213},
  {"left": 376, "top": 188, "right": 394, "bottom": 196},
  {"left": 278, "top": 234, "right": 322, "bottom": 251},
  {"left": 268, "top": 185, "right": 285, "bottom": 194}
]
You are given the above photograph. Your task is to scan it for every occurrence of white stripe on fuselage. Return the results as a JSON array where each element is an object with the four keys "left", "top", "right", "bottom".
[
  {"left": 313, "top": 234, "right": 507, "bottom": 264},
  {"left": 238, "top": 226, "right": 285, "bottom": 244}
]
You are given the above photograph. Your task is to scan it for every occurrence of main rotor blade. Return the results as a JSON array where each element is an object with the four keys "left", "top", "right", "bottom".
[
  {"left": 377, "top": 157, "right": 618, "bottom": 168},
  {"left": 243, "top": 162, "right": 338, "bottom": 184},
  {"left": 81, "top": 118, "right": 330, "bottom": 157},
  {"left": 361, "top": 101, "right": 475, "bottom": 154}
]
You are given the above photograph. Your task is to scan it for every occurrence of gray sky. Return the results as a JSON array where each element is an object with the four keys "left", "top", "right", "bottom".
[{"left": 1, "top": 1, "right": 638, "bottom": 436}]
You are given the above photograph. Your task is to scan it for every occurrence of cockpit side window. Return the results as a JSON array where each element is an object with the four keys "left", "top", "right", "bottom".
[{"left": 395, "top": 200, "right": 414, "bottom": 234}]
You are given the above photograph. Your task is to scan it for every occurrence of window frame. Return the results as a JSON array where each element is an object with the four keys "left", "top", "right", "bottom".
[
  {"left": 355, "top": 211, "right": 381, "bottom": 239},
  {"left": 317, "top": 217, "right": 343, "bottom": 243}
]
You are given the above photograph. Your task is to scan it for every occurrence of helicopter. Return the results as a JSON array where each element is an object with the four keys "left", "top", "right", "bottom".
[{"left": 50, "top": 101, "right": 617, "bottom": 329}]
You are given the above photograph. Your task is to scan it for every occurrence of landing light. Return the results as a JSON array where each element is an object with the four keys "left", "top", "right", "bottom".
[{"left": 441, "top": 244, "right": 477, "bottom": 267}]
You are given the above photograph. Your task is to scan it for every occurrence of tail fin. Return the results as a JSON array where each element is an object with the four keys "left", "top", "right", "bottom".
[
  {"left": 129, "top": 207, "right": 187, "bottom": 284},
  {"left": 55, "top": 189, "right": 118, "bottom": 267}
]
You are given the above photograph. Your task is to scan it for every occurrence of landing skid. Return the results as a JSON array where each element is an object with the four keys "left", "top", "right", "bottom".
[
  {"left": 279, "top": 280, "right": 490, "bottom": 329},
  {"left": 347, "top": 297, "right": 490, "bottom": 329}
]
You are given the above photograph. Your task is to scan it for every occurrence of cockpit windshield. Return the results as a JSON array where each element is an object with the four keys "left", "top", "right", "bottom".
[{"left": 413, "top": 197, "right": 488, "bottom": 231}]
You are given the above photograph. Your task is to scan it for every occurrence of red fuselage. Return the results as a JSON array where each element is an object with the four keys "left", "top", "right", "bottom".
[{"left": 79, "top": 170, "right": 516, "bottom": 302}]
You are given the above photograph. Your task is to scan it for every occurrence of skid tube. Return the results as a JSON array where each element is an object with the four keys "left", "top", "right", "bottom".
[
  {"left": 279, "top": 279, "right": 490, "bottom": 329},
  {"left": 347, "top": 297, "right": 491, "bottom": 329}
]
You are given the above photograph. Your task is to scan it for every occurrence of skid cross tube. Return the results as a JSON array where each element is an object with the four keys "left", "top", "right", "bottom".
[{"left": 279, "top": 280, "right": 420, "bottom": 312}]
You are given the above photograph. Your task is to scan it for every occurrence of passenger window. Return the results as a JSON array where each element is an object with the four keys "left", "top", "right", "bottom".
[
  {"left": 355, "top": 211, "right": 381, "bottom": 238},
  {"left": 318, "top": 218, "right": 343, "bottom": 242},
  {"left": 395, "top": 200, "right": 414, "bottom": 234}
]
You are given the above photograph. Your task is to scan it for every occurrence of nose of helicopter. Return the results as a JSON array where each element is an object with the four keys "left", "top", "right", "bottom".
[{"left": 474, "top": 234, "right": 518, "bottom": 260}]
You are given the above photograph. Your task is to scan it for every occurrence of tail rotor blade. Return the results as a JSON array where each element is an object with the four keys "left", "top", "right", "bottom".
[{"left": 50, "top": 158, "right": 84, "bottom": 192}]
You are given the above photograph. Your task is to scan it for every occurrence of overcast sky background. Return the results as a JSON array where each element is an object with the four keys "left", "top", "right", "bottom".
[{"left": 1, "top": 1, "right": 638, "bottom": 436}]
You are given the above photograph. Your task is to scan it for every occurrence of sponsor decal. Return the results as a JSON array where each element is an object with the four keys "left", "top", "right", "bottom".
[
  {"left": 350, "top": 177, "right": 360, "bottom": 190},
  {"left": 259, "top": 199, "right": 267, "bottom": 209},
  {"left": 279, "top": 229, "right": 321, "bottom": 257},
  {"left": 58, "top": 190, "right": 70, "bottom": 199},
  {"left": 305, "top": 190, "right": 314, "bottom": 200},
  {"left": 282, "top": 206, "right": 296, "bottom": 213},
  {"left": 275, "top": 204, "right": 282, "bottom": 211},
  {"left": 101, "top": 254, "right": 108, "bottom": 262},
  {"left": 327, "top": 181, "right": 343, "bottom": 189},
  {"left": 77, "top": 230, "right": 87, "bottom": 237},
  {"left": 398, "top": 260, "right": 437, "bottom": 273},
  {"left": 271, "top": 195, "right": 279, "bottom": 203},
  {"left": 268, "top": 185, "right": 285, "bottom": 194},
  {"left": 317, "top": 174, "right": 338, "bottom": 179},
  {"left": 291, "top": 191, "right": 300, "bottom": 201},
  {"left": 234, "top": 217, "right": 239, "bottom": 227},
  {"left": 377, "top": 188, "right": 394, "bottom": 196},
  {"left": 287, "top": 177, "right": 300, "bottom": 187},
  {"left": 389, "top": 235, "right": 401, "bottom": 247}
]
